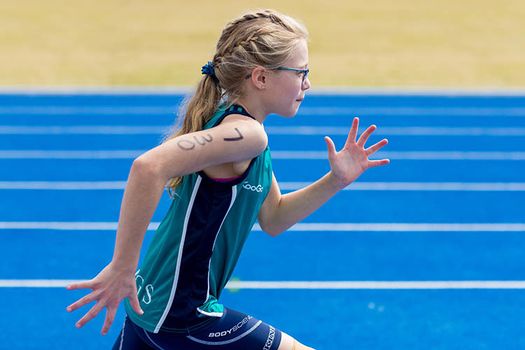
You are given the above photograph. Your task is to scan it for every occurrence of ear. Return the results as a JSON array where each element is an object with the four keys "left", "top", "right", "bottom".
[{"left": 250, "top": 66, "right": 268, "bottom": 90}]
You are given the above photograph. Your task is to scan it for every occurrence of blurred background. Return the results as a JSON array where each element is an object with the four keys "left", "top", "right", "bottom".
[
  {"left": 1, "top": 0, "right": 524, "bottom": 87},
  {"left": 1, "top": 1, "right": 525, "bottom": 349}
]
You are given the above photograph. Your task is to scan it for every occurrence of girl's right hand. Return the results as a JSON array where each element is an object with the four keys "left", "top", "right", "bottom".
[{"left": 65, "top": 262, "right": 144, "bottom": 335}]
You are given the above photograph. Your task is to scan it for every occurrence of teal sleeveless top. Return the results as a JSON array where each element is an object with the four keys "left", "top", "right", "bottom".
[{"left": 124, "top": 104, "right": 273, "bottom": 333}]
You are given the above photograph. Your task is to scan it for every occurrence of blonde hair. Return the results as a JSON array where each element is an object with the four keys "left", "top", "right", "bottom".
[{"left": 165, "top": 9, "right": 309, "bottom": 193}]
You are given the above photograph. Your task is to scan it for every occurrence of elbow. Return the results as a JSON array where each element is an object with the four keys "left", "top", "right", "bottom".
[
  {"left": 258, "top": 221, "right": 283, "bottom": 237},
  {"left": 131, "top": 155, "right": 165, "bottom": 183},
  {"left": 266, "top": 229, "right": 282, "bottom": 237}
]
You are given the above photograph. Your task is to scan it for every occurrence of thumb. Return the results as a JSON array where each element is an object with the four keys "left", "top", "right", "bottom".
[
  {"left": 129, "top": 290, "right": 144, "bottom": 315},
  {"left": 324, "top": 136, "right": 337, "bottom": 158}
]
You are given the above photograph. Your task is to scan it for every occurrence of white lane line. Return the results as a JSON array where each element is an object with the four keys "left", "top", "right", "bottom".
[
  {"left": 1, "top": 150, "right": 525, "bottom": 160},
  {"left": 0, "top": 150, "right": 143, "bottom": 159},
  {"left": 0, "top": 126, "right": 169, "bottom": 135},
  {"left": 0, "top": 222, "right": 129, "bottom": 230},
  {"left": 1, "top": 279, "right": 525, "bottom": 289},
  {"left": 0, "top": 107, "right": 174, "bottom": 115},
  {"left": 1, "top": 222, "right": 524, "bottom": 232},
  {"left": 281, "top": 182, "right": 525, "bottom": 191},
  {"left": 272, "top": 151, "right": 525, "bottom": 160},
  {"left": 297, "top": 107, "right": 525, "bottom": 117},
  {"left": 226, "top": 281, "right": 525, "bottom": 290},
  {"left": 266, "top": 126, "right": 525, "bottom": 136},
  {"left": 275, "top": 223, "right": 525, "bottom": 232},
  {"left": 1, "top": 106, "right": 524, "bottom": 117},
  {"left": 0, "top": 181, "right": 128, "bottom": 190},
  {"left": 2, "top": 125, "right": 525, "bottom": 136},
  {"left": 2, "top": 181, "right": 525, "bottom": 191}
]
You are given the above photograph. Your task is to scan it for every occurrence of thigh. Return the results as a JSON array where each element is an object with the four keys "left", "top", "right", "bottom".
[
  {"left": 278, "top": 332, "right": 316, "bottom": 350},
  {"left": 112, "top": 317, "right": 156, "bottom": 350},
  {"left": 144, "top": 308, "right": 283, "bottom": 350},
  {"left": 186, "top": 308, "right": 282, "bottom": 349}
]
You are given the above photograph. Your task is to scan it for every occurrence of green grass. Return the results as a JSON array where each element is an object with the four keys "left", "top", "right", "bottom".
[{"left": 1, "top": 0, "right": 524, "bottom": 87}]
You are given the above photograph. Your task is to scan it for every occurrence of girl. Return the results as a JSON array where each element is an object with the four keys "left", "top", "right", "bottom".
[{"left": 66, "top": 9, "right": 389, "bottom": 350}]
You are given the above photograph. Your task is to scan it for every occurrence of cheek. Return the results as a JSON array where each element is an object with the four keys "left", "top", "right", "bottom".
[
  {"left": 283, "top": 80, "right": 302, "bottom": 97},
  {"left": 268, "top": 77, "right": 302, "bottom": 112}
]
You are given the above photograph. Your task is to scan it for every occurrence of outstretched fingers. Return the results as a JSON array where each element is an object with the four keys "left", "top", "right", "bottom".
[
  {"left": 345, "top": 117, "right": 359, "bottom": 147},
  {"left": 368, "top": 159, "right": 390, "bottom": 168},
  {"left": 324, "top": 136, "right": 337, "bottom": 159},
  {"left": 66, "top": 291, "right": 99, "bottom": 312},
  {"left": 357, "top": 125, "right": 377, "bottom": 148},
  {"left": 66, "top": 280, "right": 94, "bottom": 291},
  {"left": 128, "top": 293, "right": 145, "bottom": 315},
  {"left": 366, "top": 138, "right": 389, "bottom": 168},
  {"left": 101, "top": 306, "right": 117, "bottom": 335},
  {"left": 75, "top": 300, "right": 106, "bottom": 329},
  {"left": 365, "top": 138, "right": 389, "bottom": 156}
]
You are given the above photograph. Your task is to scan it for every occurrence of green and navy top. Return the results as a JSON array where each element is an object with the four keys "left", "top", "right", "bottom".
[{"left": 124, "top": 104, "right": 273, "bottom": 333}]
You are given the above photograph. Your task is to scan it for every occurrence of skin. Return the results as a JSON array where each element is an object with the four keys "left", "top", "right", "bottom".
[
  {"left": 66, "top": 38, "right": 389, "bottom": 349},
  {"left": 238, "top": 39, "right": 311, "bottom": 121}
]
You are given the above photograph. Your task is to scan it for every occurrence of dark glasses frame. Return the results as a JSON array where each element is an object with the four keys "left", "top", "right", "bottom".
[{"left": 244, "top": 66, "right": 310, "bottom": 84}]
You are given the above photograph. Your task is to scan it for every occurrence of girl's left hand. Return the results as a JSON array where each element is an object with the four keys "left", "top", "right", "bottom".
[{"left": 324, "top": 117, "right": 390, "bottom": 189}]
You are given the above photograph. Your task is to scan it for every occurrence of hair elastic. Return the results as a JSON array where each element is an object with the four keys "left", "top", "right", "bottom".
[{"left": 201, "top": 61, "right": 217, "bottom": 79}]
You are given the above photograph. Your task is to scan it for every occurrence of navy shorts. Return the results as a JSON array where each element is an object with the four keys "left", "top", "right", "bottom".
[{"left": 112, "top": 308, "right": 282, "bottom": 350}]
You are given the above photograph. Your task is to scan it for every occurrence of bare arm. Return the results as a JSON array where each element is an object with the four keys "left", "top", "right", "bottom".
[
  {"left": 66, "top": 115, "right": 267, "bottom": 335},
  {"left": 258, "top": 117, "right": 389, "bottom": 236},
  {"left": 108, "top": 159, "right": 171, "bottom": 273},
  {"left": 111, "top": 116, "right": 267, "bottom": 271},
  {"left": 258, "top": 172, "right": 341, "bottom": 236}
]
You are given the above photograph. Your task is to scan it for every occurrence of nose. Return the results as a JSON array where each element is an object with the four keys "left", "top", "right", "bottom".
[{"left": 302, "top": 76, "right": 311, "bottom": 90}]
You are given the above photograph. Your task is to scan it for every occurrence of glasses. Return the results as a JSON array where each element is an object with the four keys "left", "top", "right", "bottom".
[
  {"left": 244, "top": 66, "right": 310, "bottom": 84},
  {"left": 275, "top": 66, "right": 310, "bottom": 84}
]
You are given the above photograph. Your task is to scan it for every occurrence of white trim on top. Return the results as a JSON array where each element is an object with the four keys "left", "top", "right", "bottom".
[
  {"left": 154, "top": 175, "right": 202, "bottom": 333},
  {"left": 198, "top": 185, "right": 238, "bottom": 318}
]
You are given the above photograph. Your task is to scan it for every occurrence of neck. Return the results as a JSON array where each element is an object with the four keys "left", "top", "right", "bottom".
[{"left": 235, "top": 97, "right": 268, "bottom": 124}]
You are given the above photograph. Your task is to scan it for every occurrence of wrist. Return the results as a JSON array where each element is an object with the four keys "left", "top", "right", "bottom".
[
  {"left": 326, "top": 171, "right": 348, "bottom": 191},
  {"left": 110, "top": 257, "right": 138, "bottom": 275}
]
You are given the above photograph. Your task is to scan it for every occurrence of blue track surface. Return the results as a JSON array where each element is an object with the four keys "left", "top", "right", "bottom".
[{"left": 1, "top": 91, "right": 525, "bottom": 349}]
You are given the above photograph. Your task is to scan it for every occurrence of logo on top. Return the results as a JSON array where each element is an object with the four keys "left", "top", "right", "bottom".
[{"left": 242, "top": 181, "right": 263, "bottom": 193}]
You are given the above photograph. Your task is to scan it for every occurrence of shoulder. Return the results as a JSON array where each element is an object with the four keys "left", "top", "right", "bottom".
[{"left": 215, "top": 114, "right": 268, "bottom": 153}]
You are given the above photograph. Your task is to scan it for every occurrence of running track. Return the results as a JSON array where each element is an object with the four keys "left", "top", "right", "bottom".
[{"left": 1, "top": 89, "right": 524, "bottom": 349}]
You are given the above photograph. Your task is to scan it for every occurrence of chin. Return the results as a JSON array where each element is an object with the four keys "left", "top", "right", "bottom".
[
  {"left": 279, "top": 111, "right": 298, "bottom": 118},
  {"left": 280, "top": 106, "right": 301, "bottom": 118}
]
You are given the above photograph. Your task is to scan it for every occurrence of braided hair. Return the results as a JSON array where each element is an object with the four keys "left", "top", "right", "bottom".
[{"left": 164, "top": 9, "right": 308, "bottom": 193}]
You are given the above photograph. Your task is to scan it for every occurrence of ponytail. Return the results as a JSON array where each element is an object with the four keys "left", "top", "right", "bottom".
[
  {"left": 163, "top": 9, "right": 308, "bottom": 196},
  {"left": 163, "top": 69, "right": 223, "bottom": 194}
]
